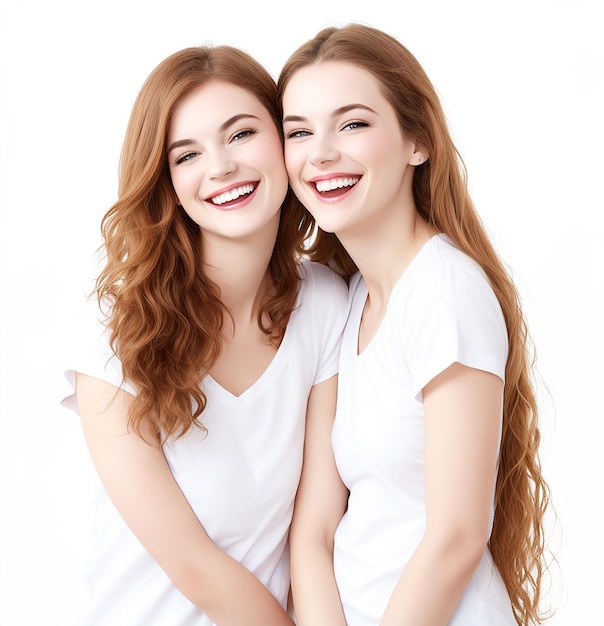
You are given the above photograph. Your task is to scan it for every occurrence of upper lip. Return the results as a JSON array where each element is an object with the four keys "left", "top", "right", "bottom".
[
  {"left": 205, "top": 181, "right": 258, "bottom": 204},
  {"left": 308, "top": 173, "right": 360, "bottom": 183},
  {"left": 308, "top": 174, "right": 361, "bottom": 192}
]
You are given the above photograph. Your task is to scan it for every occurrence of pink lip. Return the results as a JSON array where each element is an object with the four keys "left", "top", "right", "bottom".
[
  {"left": 308, "top": 173, "right": 359, "bottom": 183},
  {"left": 307, "top": 174, "right": 362, "bottom": 204},
  {"left": 205, "top": 181, "right": 259, "bottom": 211},
  {"left": 206, "top": 180, "right": 257, "bottom": 199}
]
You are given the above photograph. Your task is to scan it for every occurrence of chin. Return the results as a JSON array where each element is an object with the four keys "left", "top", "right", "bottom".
[{"left": 313, "top": 218, "right": 342, "bottom": 235}]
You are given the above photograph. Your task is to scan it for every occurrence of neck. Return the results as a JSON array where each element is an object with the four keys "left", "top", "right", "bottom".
[
  {"left": 201, "top": 218, "right": 279, "bottom": 322},
  {"left": 341, "top": 209, "right": 433, "bottom": 308}
]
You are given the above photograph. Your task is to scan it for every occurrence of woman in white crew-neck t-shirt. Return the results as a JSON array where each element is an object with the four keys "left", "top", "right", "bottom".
[
  {"left": 332, "top": 235, "right": 512, "bottom": 625},
  {"left": 279, "top": 23, "right": 552, "bottom": 626}
]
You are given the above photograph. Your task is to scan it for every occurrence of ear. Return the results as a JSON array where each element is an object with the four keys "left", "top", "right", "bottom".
[{"left": 410, "top": 147, "right": 428, "bottom": 166}]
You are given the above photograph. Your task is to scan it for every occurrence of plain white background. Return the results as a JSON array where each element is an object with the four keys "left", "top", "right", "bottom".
[{"left": 1, "top": 0, "right": 602, "bottom": 624}]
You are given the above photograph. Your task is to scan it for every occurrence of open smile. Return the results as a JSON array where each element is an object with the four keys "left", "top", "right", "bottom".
[
  {"left": 311, "top": 176, "right": 360, "bottom": 200},
  {"left": 207, "top": 183, "right": 258, "bottom": 207}
]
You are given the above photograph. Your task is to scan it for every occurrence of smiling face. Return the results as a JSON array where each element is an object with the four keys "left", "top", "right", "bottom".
[
  {"left": 167, "top": 80, "right": 288, "bottom": 243},
  {"left": 282, "top": 61, "right": 421, "bottom": 238}
]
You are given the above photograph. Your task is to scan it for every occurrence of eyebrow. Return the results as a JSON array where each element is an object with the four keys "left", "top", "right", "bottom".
[
  {"left": 167, "top": 113, "right": 260, "bottom": 153},
  {"left": 282, "top": 103, "right": 377, "bottom": 124}
]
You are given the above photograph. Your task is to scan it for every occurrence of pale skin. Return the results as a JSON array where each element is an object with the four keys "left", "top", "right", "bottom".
[
  {"left": 75, "top": 80, "right": 337, "bottom": 625},
  {"left": 288, "top": 373, "right": 349, "bottom": 626},
  {"left": 282, "top": 61, "right": 503, "bottom": 625}
]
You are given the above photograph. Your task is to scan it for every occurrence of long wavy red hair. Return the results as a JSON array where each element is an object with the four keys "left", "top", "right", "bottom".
[
  {"left": 277, "top": 23, "right": 553, "bottom": 625},
  {"left": 95, "top": 45, "right": 313, "bottom": 441}
]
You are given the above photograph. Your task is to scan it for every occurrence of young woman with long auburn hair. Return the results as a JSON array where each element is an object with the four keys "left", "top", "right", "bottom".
[
  {"left": 61, "top": 44, "right": 348, "bottom": 626},
  {"left": 278, "top": 23, "right": 553, "bottom": 626}
]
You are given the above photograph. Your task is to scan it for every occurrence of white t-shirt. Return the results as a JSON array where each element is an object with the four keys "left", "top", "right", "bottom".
[
  {"left": 332, "top": 235, "right": 516, "bottom": 626},
  {"left": 61, "top": 261, "right": 349, "bottom": 626}
]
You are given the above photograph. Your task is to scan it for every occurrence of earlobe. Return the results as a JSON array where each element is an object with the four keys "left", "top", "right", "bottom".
[{"left": 412, "top": 150, "right": 428, "bottom": 166}]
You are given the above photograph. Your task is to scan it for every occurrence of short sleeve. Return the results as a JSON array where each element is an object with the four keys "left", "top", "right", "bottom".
[
  {"left": 299, "top": 262, "right": 350, "bottom": 385},
  {"left": 61, "top": 297, "right": 135, "bottom": 415},
  {"left": 401, "top": 264, "right": 508, "bottom": 399}
]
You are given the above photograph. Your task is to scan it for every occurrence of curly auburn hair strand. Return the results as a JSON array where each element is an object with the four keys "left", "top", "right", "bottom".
[{"left": 96, "top": 45, "right": 312, "bottom": 442}]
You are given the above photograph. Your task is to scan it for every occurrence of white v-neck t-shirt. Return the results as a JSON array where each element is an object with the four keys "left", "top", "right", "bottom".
[
  {"left": 61, "top": 260, "right": 349, "bottom": 626},
  {"left": 332, "top": 235, "right": 515, "bottom": 625}
]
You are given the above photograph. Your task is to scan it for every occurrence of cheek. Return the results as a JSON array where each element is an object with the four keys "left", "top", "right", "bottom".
[
  {"left": 169, "top": 168, "right": 198, "bottom": 201},
  {"left": 272, "top": 161, "right": 289, "bottom": 201},
  {"left": 257, "top": 135, "right": 289, "bottom": 199},
  {"left": 352, "top": 133, "right": 395, "bottom": 165},
  {"left": 284, "top": 144, "right": 303, "bottom": 179},
  {"left": 257, "top": 134, "right": 286, "bottom": 171}
]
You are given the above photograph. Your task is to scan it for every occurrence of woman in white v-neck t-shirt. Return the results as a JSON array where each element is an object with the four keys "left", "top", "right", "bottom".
[
  {"left": 279, "top": 23, "right": 553, "bottom": 626},
  {"left": 60, "top": 45, "right": 349, "bottom": 626},
  {"left": 62, "top": 260, "right": 346, "bottom": 626}
]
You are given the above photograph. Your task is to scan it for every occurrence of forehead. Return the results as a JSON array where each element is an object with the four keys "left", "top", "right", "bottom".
[
  {"left": 283, "top": 61, "right": 385, "bottom": 110},
  {"left": 169, "top": 80, "right": 268, "bottom": 135}
]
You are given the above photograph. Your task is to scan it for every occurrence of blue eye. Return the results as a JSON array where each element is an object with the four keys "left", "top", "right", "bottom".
[
  {"left": 286, "top": 129, "right": 311, "bottom": 139},
  {"left": 342, "top": 121, "right": 368, "bottom": 131},
  {"left": 231, "top": 129, "right": 256, "bottom": 142},
  {"left": 174, "top": 151, "right": 199, "bottom": 165}
]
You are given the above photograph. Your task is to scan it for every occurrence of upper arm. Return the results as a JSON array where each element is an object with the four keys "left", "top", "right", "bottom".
[
  {"left": 75, "top": 372, "right": 219, "bottom": 591},
  {"left": 422, "top": 363, "right": 503, "bottom": 540},
  {"left": 291, "top": 375, "right": 348, "bottom": 545}
]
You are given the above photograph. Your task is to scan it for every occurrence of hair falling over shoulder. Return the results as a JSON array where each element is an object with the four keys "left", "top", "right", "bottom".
[
  {"left": 95, "top": 45, "right": 311, "bottom": 442},
  {"left": 277, "top": 23, "right": 554, "bottom": 625}
]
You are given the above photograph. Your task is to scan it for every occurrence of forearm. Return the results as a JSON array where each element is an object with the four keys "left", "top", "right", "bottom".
[
  {"left": 291, "top": 539, "right": 346, "bottom": 626},
  {"left": 180, "top": 553, "right": 295, "bottom": 626},
  {"left": 76, "top": 374, "right": 294, "bottom": 626},
  {"left": 289, "top": 377, "right": 348, "bottom": 625},
  {"left": 379, "top": 535, "right": 482, "bottom": 626},
  {"left": 383, "top": 364, "right": 503, "bottom": 625}
]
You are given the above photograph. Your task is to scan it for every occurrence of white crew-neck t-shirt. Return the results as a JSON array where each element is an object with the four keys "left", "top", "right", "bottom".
[
  {"left": 61, "top": 260, "right": 349, "bottom": 626},
  {"left": 332, "top": 234, "right": 516, "bottom": 625}
]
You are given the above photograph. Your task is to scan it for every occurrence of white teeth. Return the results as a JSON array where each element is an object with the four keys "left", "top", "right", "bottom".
[
  {"left": 315, "top": 177, "right": 359, "bottom": 193},
  {"left": 210, "top": 184, "right": 255, "bottom": 205}
]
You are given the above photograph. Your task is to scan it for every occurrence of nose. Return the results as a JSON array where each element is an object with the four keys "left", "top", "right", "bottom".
[
  {"left": 309, "top": 137, "right": 339, "bottom": 167},
  {"left": 208, "top": 148, "right": 236, "bottom": 180}
]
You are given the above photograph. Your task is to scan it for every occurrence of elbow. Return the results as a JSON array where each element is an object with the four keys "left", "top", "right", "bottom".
[
  {"left": 289, "top": 519, "right": 337, "bottom": 575},
  {"left": 425, "top": 523, "right": 489, "bottom": 579},
  {"left": 290, "top": 516, "right": 335, "bottom": 555},
  {"left": 168, "top": 562, "right": 219, "bottom": 610},
  {"left": 454, "top": 533, "right": 487, "bottom": 577}
]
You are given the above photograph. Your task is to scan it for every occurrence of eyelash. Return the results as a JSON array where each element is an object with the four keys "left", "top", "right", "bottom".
[
  {"left": 174, "top": 152, "right": 198, "bottom": 165},
  {"left": 173, "top": 129, "right": 258, "bottom": 165},
  {"left": 285, "top": 120, "right": 369, "bottom": 140},
  {"left": 342, "top": 120, "right": 368, "bottom": 131},
  {"left": 231, "top": 128, "right": 256, "bottom": 142},
  {"left": 286, "top": 129, "right": 310, "bottom": 139}
]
